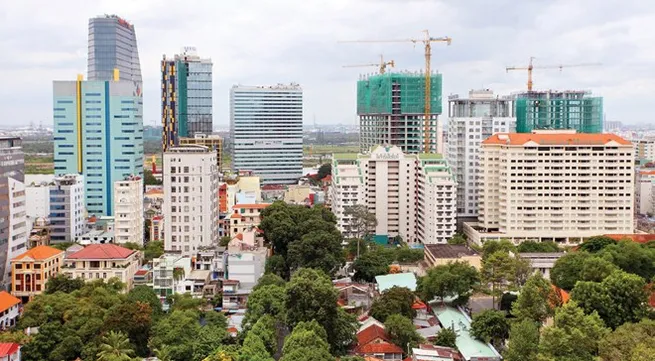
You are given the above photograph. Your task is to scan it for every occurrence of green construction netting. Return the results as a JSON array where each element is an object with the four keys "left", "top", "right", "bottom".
[
  {"left": 357, "top": 73, "right": 443, "bottom": 115},
  {"left": 515, "top": 95, "right": 603, "bottom": 134}
]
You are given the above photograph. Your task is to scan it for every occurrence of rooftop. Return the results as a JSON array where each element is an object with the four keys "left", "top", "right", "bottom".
[
  {"left": 356, "top": 342, "right": 403, "bottom": 355},
  {"left": 357, "top": 324, "right": 389, "bottom": 346},
  {"left": 376, "top": 272, "right": 417, "bottom": 293},
  {"left": 433, "top": 306, "right": 501, "bottom": 360},
  {"left": 0, "top": 291, "right": 20, "bottom": 313},
  {"left": 232, "top": 203, "right": 271, "bottom": 210},
  {"left": 67, "top": 244, "right": 136, "bottom": 260},
  {"left": 13, "top": 245, "right": 63, "bottom": 261},
  {"left": 0, "top": 343, "right": 20, "bottom": 357},
  {"left": 482, "top": 133, "right": 631, "bottom": 146},
  {"left": 605, "top": 234, "right": 655, "bottom": 244},
  {"left": 424, "top": 244, "right": 479, "bottom": 259}
]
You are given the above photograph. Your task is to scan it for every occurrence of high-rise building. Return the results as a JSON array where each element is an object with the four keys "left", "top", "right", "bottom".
[
  {"left": 514, "top": 90, "right": 603, "bottom": 133},
  {"left": 464, "top": 131, "right": 634, "bottom": 245},
  {"left": 114, "top": 175, "right": 144, "bottom": 245},
  {"left": 49, "top": 174, "right": 86, "bottom": 243},
  {"left": 230, "top": 84, "right": 303, "bottom": 184},
  {"left": 330, "top": 145, "right": 456, "bottom": 244},
  {"left": 180, "top": 134, "right": 223, "bottom": 173},
  {"left": 88, "top": 15, "right": 142, "bottom": 83},
  {"left": 0, "top": 137, "right": 27, "bottom": 286},
  {"left": 447, "top": 90, "right": 516, "bottom": 219},
  {"left": 162, "top": 47, "right": 213, "bottom": 150},
  {"left": 357, "top": 72, "right": 443, "bottom": 154},
  {"left": 163, "top": 145, "right": 219, "bottom": 256},
  {"left": 53, "top": 75, "right": 143, "bottom": 216}
]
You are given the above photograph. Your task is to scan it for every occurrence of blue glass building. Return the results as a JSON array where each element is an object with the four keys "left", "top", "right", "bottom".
[
  {"left": 88, "top": 15, "right": 142, "bottom": 83},
  {"left": 53, "top": 75, "right": 143, "bottom": 216}
]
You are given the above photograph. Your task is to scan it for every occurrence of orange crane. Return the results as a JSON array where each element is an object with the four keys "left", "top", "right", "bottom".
[
  {"left": 506, "top": 57, "right": 601, "bottom": 92},
  {"left": 340, "top": 31, "right": 451, "bottom": 153},
  {"left": 342, "top": 55, "right": 395, "bottom": 74}
]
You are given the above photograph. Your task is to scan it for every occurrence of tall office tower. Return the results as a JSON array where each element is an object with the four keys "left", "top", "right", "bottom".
[
  {"left": 514, "top": 90, "right": 603, "bottom": 133},
  {"left": 163, "top": 145, "right": 219, "bottom": 256},
  {"left": 88, "top": 15, "right": 142, "bottom": 83},
  {"left": 0, "top": 137, "right": 27, "bottom": 285},
  {"left": 330, "top": 145, "right": 456, "bottom": 244},
  {"left": 357, "top": 72, "right": 443, "bottom": 154},
  {"left": 114, "top": 175, "right": 144, "bottom": 246},
  {"left": 53, "top": 74, "right": 144, "bottom": 216},
  {"left": 49, "top": 174, "right": 86, "bottom": 243},
  {"left": 180, "top": 134, "right": 223, "bottom": 173},
  {"left": 162, "top": 47, "right": 213, "bottom": 151},
  {"left": 230, "top": 84, "right": 303, "bottom": 184},
  {"left": 465, "top": 131, "right": 634, "bottom": 245},
  {"left": 447, "top": 89, "right": 516, "bottom": 219}
]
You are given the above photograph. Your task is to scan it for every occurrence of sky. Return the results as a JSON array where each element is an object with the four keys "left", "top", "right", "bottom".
[{"left": 1, "top": 0, "right": 654, "bottom": 128}]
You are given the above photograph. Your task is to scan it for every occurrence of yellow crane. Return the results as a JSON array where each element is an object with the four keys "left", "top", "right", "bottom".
[
  {"left": 342, "top": 55, "right": 395, "bottom": 74},
  {"left": 506, "top": 57, "right": 601, "bottom": 92},
  {"left": 340, "top": 30, "right": 451, "bottom": 153}
]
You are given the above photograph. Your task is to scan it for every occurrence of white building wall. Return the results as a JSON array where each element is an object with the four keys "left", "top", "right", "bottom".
[
  {"left": 164, "top": 146, "right": 219, "bottom": 256},
  {"left": 49, "top": 174, "right": 85, "bottom": 243},
  {"left": 6, "top": 178, "right": 27, "bottom": 283},
  {"left": 114, "top": 176, "right": 144, "bottom": 245},
  {"left": 25, "top": 184, "right": 50, "bottom": 219}
]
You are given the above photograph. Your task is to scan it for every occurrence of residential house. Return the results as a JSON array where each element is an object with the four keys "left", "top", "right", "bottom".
[
  {"left": 63, "top": 244, "right": 141, "bottom": 291},
  {"left": 133, "top": 267, "right": 152, "bottom": 287},
  {"left": 11, "top": 245, "right": 64, "bottom": 302},
  {"left": 433, "top": 306, "right": 501, "bottom": 361},
  {"left": 424, "top": 244, "right": 481, "bottom": 270},
  {"left": 0, "top": 292, "right": 20, "bottom": 330},
  {"left": 222, "top": 280, "right": 249, "bottom": 311},
  {"left": 410, "top": 344, "right": 460, "bottom": 361},
  {"left": 27, "top": 218, "right": 50, "bottom": 248},
  {"left": 375, "top": 273, "right": 417, "bottom": 293},
  {"left": 0, "top": 343, "right": 20, "bottom": 361},
  {"left": 519, "top": 253, "right": 565, "bottom": 280},
  {"left": 354, "top": 323, "right": 404, "bottom": 360},
  {"left": 151, "top": 255, "right": 192, "bottom": 302},
  {"left": 228, "top": 204, "right": 270, "bottom": 238},
  {"left": 335, "top": 282, "right": 375, "bottom": 313}
]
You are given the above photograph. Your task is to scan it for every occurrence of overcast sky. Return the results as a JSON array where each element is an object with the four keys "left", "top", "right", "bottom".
[{"left": 1, "top": 0, "right": 654, "bottom": 128}]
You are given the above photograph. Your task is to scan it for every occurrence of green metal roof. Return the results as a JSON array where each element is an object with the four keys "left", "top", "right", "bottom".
[
  {"left": 433, "top": 306, "right": 501, "bottom": 360},
  {"left": 418, "top": 153, "right": 443, "bottom": 159},
  {"left": 375, "top": 272, "right": 417, "bottom": 293}
]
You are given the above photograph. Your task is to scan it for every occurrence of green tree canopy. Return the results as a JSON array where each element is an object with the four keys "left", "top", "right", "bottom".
[
  {"left": 287, "top": 230, "right": 344, "bottom": 276},
  {"left": 253, "top": 273, "right": 286, "bottom": 291},
  {"left": 550, "top": 252, "right": 589, "bottom": 291},
  {"left": 517, "top": 241, "right": 560, "bottom": 253},
  {"left": 511, "top": 273, "right": 556, "bottom": 323},
  {"left": 352, "top": 249, "right": 390, "bottom": 282},
  {"left": 127, "top": 285, "right": 163, "bottom": 316},
  {"left": 369, "top": 286, "right": 416, "bottom": 322},
  {"left": 385, "top": 314, "right": 424, "bottom": 351},
  {"left": 447, "top": 233, "right": 467, "bottom": 245},
  {"left": 317, "top": 163, "right": 332, "bottom": 180},
  {"left": 470, "top": 309, "right": 510, "bottom": 349},
  {"left": 579, "top": 236, "right": 617, "bottom": 253},
  {"left": 418, "top": 261, "right": 479, "bottom": 303},
  {"left": 599, "top": 319, "right": 655, "bottom": 361},
  {"left": 503, "top": 319, "right": 540, "bottom": 361},
  {"left": 243, "top": 284, "right": 286, "bottom": 328},
  {"left": 343, "top": 205, "right": 377, "bottom": 240},
  {"left": 96, "top": 330, "right": 135, "bottom": 361},
  {"left": 144, "top": 241, "right": 165, "bottom": 261},
  {"left": 598, "top": 241, "right": 655, "bottom": 280},
  {"left": 44, "top": 274, "right": 85, "bottom": 294},
  {"left": 433, "top": 327, "right": 457, "bottom": 349},
  {"left": 482, "top": 240, "right": 516, "bottom": 260},
  {"left": 279, "top": 327, "right": 334, "bottom": 361}
]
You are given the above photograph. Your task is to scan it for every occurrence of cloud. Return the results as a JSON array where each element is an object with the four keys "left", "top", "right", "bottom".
[{"left": 0, "top": 0, "right": 653, "bottom": 128}]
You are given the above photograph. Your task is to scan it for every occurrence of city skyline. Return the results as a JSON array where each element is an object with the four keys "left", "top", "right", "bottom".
[{"left": 1, "top": 0, "right": 654, "bottom": 128}]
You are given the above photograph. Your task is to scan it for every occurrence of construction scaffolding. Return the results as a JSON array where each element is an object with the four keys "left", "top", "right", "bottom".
[
  {"left": 357, "top": 72, "right": 443, "bottom": 115},
  {"left": 514, "top": 90, "right": 603, "bottom": 134}
]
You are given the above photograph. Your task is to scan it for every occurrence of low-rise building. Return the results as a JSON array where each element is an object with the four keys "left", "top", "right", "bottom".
[
  {"left": 76, "top": 230, "right": 114, "bottom": 245},
  {"left": 222, "top": 280, "right": 249, "bottom": 311},
  {"left": 0, "top": 292, "right": 20, "bottom": 330},
  {"left": 27, "top": 218, "right": 50, "bottom": 248},
  {"left": 226, "top": 247, "right": 267, "bottom": 291},
  {"left": 151, "top": 254, "right": 192, "bottom": 302},
  {"left": 228, "top": 204, "right": 270, "bottom": 238},
  {"left": 433, "top": 305, "right": 501, "bottom": 361},
  {"left": 63, "top": 244, "right": 141, "bottom": 291},
  {"left": 11, "top": 245, "right": 64, "bottom": 302},
  {"left": 636, "top": 169, "right": 655, "bottom": 216},
  {"left": 518, "top": 252, "right": 566, "bottom": 280},
  {"left": 0, "top": 342, "right": 21, "bottom": 361},
  {"left": 424, "top": 244, "right": 481, "bottom": 270},
  {"left": 150, "top": 215, "right": 164, "bottom": 242},
  {"left": 375, "top": 273, "right": 417, "bottom": 293}
]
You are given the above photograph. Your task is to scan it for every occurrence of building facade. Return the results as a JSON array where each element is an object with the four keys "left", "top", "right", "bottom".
[
  {"left": 230, "top": 84, "right": 303, "bottom": 184},
  {"left": 180, "top": 134, "right": 223, "bottom": 172},
  {"left": 113, "top": 175, "right": 144, "bottom": 245},
  {"left": 632, "top": 139, "right": 655, "bottom": 161},
  {"left": 49, "top": 174, "right": 85, "bottom": 243},
  {"left": 0, "top": 292, "right": 20, "bottom": 330},
  {"left": 465, "top": 132, "right": 634, "bottom": 245},
  {"left": 358, "top": 72, "right": 443, "bottom": 154},
  {"left": 162, "top": 48, "right": 213, "bottom": 150},
  {"left": 63, "top": 244, "right": 141, "bottom": 290},
  {"left": 11, "top": 245, "right": 64, "bottom": 302},
  {"left": 0, "top": 137, "right": 27, "bottom": 286},
  {"left": 25, "top": 182, "right": 50, "bottom": 220},
  {"left": 330, "top": 145, "right": 456, "bottom": 244},
  {"left": 447, "top": 90, "right": 515, "bottom": 218},
  {"left": 163, "top": 145, "right": 219, "bottom": 255},
  {"left": 636, "top": 169, "right": 655, "bottom": 216},
  {"left": 88, "top": 14, "right": 142, "bottom": 83},
  {"left": 53, "top": 75, "right": 144, "bottom": 216},
  {"left": 514, "top": 90, "right": 602, "bottom": 134}
]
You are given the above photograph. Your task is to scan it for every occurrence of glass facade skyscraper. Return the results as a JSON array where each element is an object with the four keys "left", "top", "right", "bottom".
[
  {"left": 162, "top": 47, "right": 213, "bottom": 151},
  {"left": 88, "top": 15, "right": 142, "bottom": 83},
  {"left": 53, "top": 76, "right": 144, "bottom": 216}
]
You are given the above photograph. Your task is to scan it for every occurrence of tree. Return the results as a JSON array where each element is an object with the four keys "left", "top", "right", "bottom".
[
  {"left": 317, "top": 163, "right": 332, "bottom": 180},
  {"left": 287, "top": 230, "right": 344, "bottom": 276},
  {"left": 571, "top": 270, "right": 648, "bottom": 329},
  {"left": 433, "top": 327, "right": 457, "bottom": 348},
  {"left": 343, "top": 205, "right": 377, "bottom": 240},
  {"left": 385, "top": 314, "right": 424, "bottom": 350},
  {"left": 447, "top": 233, "right": 467, "bottom": 245},
  {"left": 96, "top": 331, "right": 136, "bottom": 361},
  {"left": 599, "top": 319, "right": 655, "bottom": 361},
  {"left": 44, "top": 274, "right": 85, "bottom": 294},
  {"left": 550, "top": 252, "right": 589, "bottom": 291},
  {"left": 253, "top": 273, "right": 285, "bottom": 291},
  {"left": 127, "top": 285, "right": 163, "bottom": 317},
  {"left": 579, "top": 236, "right": 617, "bottom": 253},
  {"left": 144, "top": 218, "right": 152, "bottom": 244},
  {"left": 293, "top": 320, "right": 328, "bottom": 343},
  {"left": 280, "top": 327, "right": 334, "bottom": 361},
  {"left": 144, "top": 168, "right": 162, "bottom": 185},
  {"left": 369, "top": 286, "right": 416, "bottom": 322},
  {"left": 538, "top": 302, "right": 609, "bottom": 361},
  {"left": 418, "top": 261, "right": 479, "bottom": 303},
  {"left": 220, "top": 236, "right": 232, "bottom": 247},
  {"left": 481, "top": 251, "right": 521, "bottom": 307},
  {"left": 144, "top": 241, "right": 164, "bottom": 261},
  {"left": 578, "top": 256, "right": 618, "bottom": 283},
  {"left": 340, "top": 357, "right": 365, "bottom": 361},
  {"left": 482, "top": 240, "right": 516, "bottom": 260},
  {"left": 503, "top": 319, "right": 540, "bottom": 361},
  {"left": 265, "top": 254, "right": 289, "bottom": 280},
  {"left": 511, "top": 273, "right": 555, "bottom": 323},
  {"left": 240, "top": 333, "right": 274, "bottom": 361},
  {"left": 470, "top": 310, "right": 510, "bottom": 349},
  {"left": 352, "top": 249, "right": 390, "bottom": 282},
  {"left": 103, "top": 301, "right": 153, "bottom": 356},
  {"left": 249, "top": 315, "right": 279, "bottom": 357},
  {"left": 598, "top": 241, "right": 655, "bottom": 280},
  {"left": 517, "top": 241, "right": 560, "bottom": 253},
  {"left": 243, "top": 285, "right": 286, "bottom": 328},
  {"left": 166, "top": 293, "right": 203, "bottom": 312}
]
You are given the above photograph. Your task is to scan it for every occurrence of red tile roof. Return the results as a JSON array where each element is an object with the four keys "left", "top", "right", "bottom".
[
  {"left": 0, "top": 343, "right": 19, "bottom": 357},
  {"left": 230, "top": 213, "right": 243, "bottom": 219},
  {"left": 232, "top": 203, "right": 271, "bottom": 210},
  {"left": 357, "top": 342, "right": 403, "bottom": 354},
  {"left": 235, "top": 233, "right": 244, "bottom": 241},
  {"left": 482, "top": 133, "right": 632, "bottom": 146},
  {"left": 551, "top": 285, "right": 570, "bottom": 305},
  {"left": 412, "top": 300, "right": 427, "bottom": 310},
  {"left": 357, "top": 324, "right": 389, "bottom": 346},
  {"left": 12, "top": 245, "right": 63, "bottom": 261},
  {"left": 0, "top": 291, "right": 20, "bottom": 313},
  {"left": 605, "top": 234, "right": 655, "bottom": 244},
  {"left": 135, "top": 269, "right": 149, "bottom": 276},
  {"left": 639, "top": 170, "right": 655, "bottom": 175},
  {"left": 66, "top": 244, "right": 136, "bottom": 260}
]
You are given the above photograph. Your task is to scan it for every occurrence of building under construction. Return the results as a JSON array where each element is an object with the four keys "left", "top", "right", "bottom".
[
  {"left": 514, "top": 90, "right": 603, "bottom": 133},
  {"left": 357, "top": 72, "right": 443, "bottom": 154}
]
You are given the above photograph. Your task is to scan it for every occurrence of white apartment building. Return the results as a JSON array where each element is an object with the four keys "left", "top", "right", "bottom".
[
  {"left": 230, "top": 84, "right": 303, "bottom": 185},
  {"left": 25, "top": 182, "right": 50, "bottom": 219},
  {"left": 447, "top": 89, "right": 515, "bottom": 218},
  {"left": 163, "top": 145, "right": 219, "bottom": 256},
  {"left": 635, "top": 169, "right": 655, "bottom": 216},
  {"left": 464, "top": 132, "right": 634, "bottom": 245},
  {"left": 5, "top": 178, "right": 27, "bottom": 284},
  {"left": 113, "top": 175, "right": 144, "bottom": 245},
  {"left": 49, "top": 174, "right": 85, "bottom": 243},
  {"left": 632, "top": 139, "right": 655, "bottom": 161},
  {"left": 330, "top": 145, "right": 456, "bottom": 244}
]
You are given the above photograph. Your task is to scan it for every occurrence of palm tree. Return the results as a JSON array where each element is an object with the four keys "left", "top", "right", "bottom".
[
  {"left": 153, "top": 346, "right": 173, "bottom": 361},
  {"left": 96, "top": 330, "right": 135, "bottom": 361}
]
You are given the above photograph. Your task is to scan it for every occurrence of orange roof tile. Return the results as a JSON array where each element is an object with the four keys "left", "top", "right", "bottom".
[
  {"left": 0, "top": 343, "right": 19, "bottom": 357},
  {"left": 145, "top": 189, "right": 163, "bottom": 195},
  {"left": 12, "top": 245, "right": 63, "bottom": 261},
  {"left": 364, "top": 357, "right": 385, "bottom": 361},
  {"left": 357, "top": 324, "right": 389, "bottom": 346},
  {"left": 482, "top": 133, "right": 632, "bottom": 146},
  {"left": 235, "top": 233, "right": 244, "bottom": 241},
  {"left": 357, "top": 342, "right": 403, "bottom": 355},
  {"left": 0, "top": 292, "right": 20, "bottom": 313},
  {"left": 605, "top": 234, "right": 655, "bottom": 244},
  {"left": 639, "top": 170, "right": 655, "bottom": 175},
  {"left": 67, "top": 244, "right": 135, "bottom": 260},
  {"left": 230, "top": 213, "right": 243, "bottom": 219},
  {"left": 551, "top": 285, "right": 570, "bottom": 305},
  {"left": 232, "top": 203, "right": 271, "bottom": 210}
]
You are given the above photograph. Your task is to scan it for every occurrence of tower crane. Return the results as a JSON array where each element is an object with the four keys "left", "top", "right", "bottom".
[
  {"left": 340, "top": 31, "right": 451, "bottom": 153},
  {"left": 505, "top": 57, "right": 601, "bottom": 92},
  {"left": 342, "top": 55, "right": 395, "bottom": 74}
]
